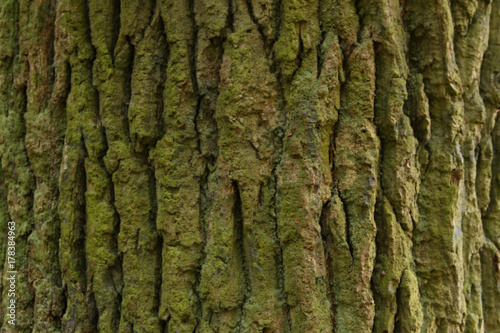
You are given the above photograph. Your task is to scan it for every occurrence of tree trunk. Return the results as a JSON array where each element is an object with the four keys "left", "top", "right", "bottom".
[{"left": 0, "top": 0, "right": 499, "bottom": 332}]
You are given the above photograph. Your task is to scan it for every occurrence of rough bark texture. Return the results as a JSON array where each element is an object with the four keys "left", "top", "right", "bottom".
[{"left": 0, "top": 0, "right": 499, "bottom": 332}]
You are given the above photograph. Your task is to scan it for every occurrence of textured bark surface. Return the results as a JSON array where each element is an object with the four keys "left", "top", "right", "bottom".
[{"left": 0, "top": 0, "right": 499, "bottom": 332}]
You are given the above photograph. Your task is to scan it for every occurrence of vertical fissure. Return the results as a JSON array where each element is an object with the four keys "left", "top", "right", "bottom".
[
  {"left": 337, "top": 191, "right": 354, "bottom": 261},
  {"left": 80, "top": 130, "right": 99, "bottom": 329},
  {"left": 156, "top": 15, "right": 168, "bottom": 139},
  {"left": 245, "top": 0, "right": 270, "bottom": 54},
  {"left": 188, "top": 0, "right": 202, "bottom": 156},
  {"left": 393, "top": 268, "right": 407, "bottom": 331},
  {"left": 232, "top": 180, "right": 250, "bottom": 331},
  {"left": 111, "top": 0, "right": 121, "bottom": 65},
  {"left": 290, "top": 26, "right": 304, "bottom": 80},
  {"left": 316, "top": 0, "right": 326, "bottom": 79},
  {"left": 272, "top": 0, "right": 290, "bottom": 325},
  {"left": 271, "top": 131, "right": 292, "bottom": 331},
  {"left": 149, "top": 162, "right": 164, "bottom": 329},
  {"left": 194, "top": 162, "right": 211, "bottom": 322},
  {"left": 228, "top": 0, "right": 235, "bottom": 32},
  {"left": 123, "top": 37, "right": 134, "bottom": 141},
  {"left": 319, "top": 201, "right": 335, "bottom": 331}
]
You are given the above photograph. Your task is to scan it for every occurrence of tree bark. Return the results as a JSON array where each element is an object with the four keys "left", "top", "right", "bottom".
[{"left": 0, "top": 0, "right": 499, "bottom": 332}]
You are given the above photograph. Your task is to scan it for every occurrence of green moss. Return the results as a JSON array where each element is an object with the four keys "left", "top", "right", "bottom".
[
  {"left": 0, "top": 3, "right": 36, "bottom": 329},
  {"left": 327, "top": 40, "right": 379, "bottom": 333},
  {"left": 0, "top": 0, "right": 499, "bottom": 331}
]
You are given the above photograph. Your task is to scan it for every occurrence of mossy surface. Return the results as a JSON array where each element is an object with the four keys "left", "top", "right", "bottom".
[{"left": 0, "top": 0, "right": 499, "bottom": 332}]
